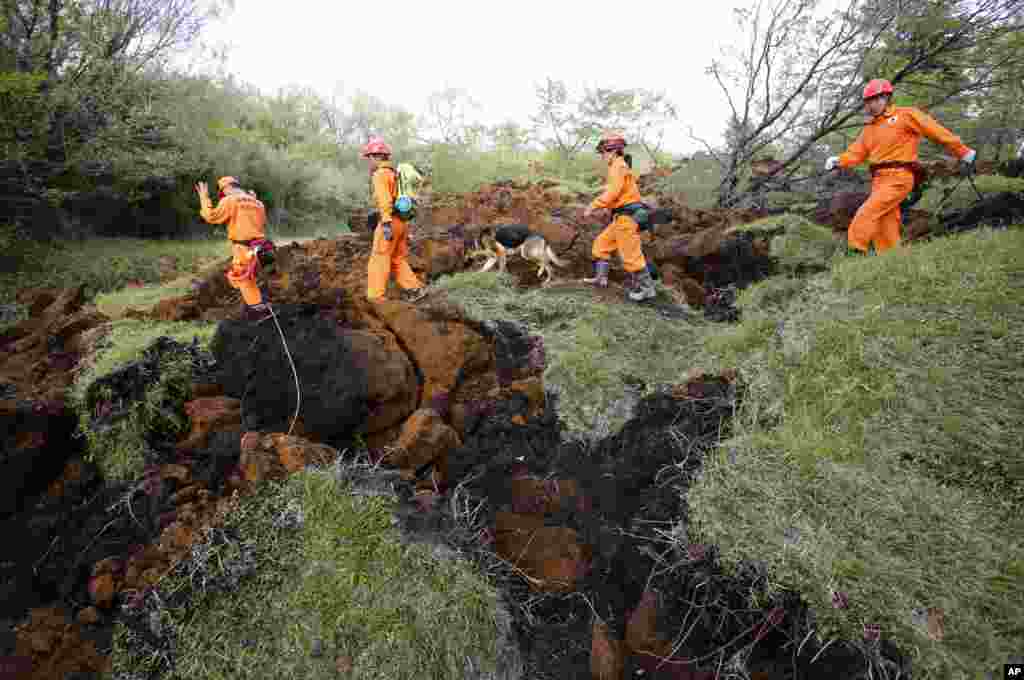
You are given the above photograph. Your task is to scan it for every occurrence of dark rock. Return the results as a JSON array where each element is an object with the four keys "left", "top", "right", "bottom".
[{"left": 211, "top": 306, "right": 370, "bottom": 443}]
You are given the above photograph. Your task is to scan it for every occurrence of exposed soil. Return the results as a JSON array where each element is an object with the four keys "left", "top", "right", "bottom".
[{"left": 6, "top": 174, "right": 1019, "bottom": 678}]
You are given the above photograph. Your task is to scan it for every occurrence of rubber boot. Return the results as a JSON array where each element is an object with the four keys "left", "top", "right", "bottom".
[
  {"left": 584, "top": 260, "right": 610, "bottom": 288},
  {"left": 627, "top": 268, "right": 657, "bottom": 302}
]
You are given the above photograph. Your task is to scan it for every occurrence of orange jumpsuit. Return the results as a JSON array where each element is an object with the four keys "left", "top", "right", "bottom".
[
  {"left": 367, "top": 161, "right": 424, "bottom": 301},
  {"left": 838, "top": 105, "right": 970, "bottom": 253},
  {"left": 200, "top": 191, "right": 267, "bottom": 305},
  {"left": 591, "top": 155, "right": 647, "bottom": 272}
]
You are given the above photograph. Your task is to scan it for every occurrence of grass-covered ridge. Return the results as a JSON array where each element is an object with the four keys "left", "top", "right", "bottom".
[
  {"left": 686, "top": 226, "right": 1024, "bottom": 678},
  {"left": 434, "top": 270, "right": 703, "bottom": 439},
  {"left": 112, "top": 461, "right": 517, "bottom": 680},
  {"left": 69, "top": 319, "right": 219, "bottom": 481}
]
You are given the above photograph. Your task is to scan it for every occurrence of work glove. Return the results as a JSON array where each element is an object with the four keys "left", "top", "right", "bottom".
[
  {"left": 381, "top": 221, "right": 393, "bottom": 241},
  {"left": 825, "top": 156, "right": 840, "bottom": 171},
  {"left": 959, "top": 149, "right": 977, "bottom": 177}
]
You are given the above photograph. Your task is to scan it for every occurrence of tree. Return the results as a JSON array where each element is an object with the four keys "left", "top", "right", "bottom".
[
  {"left": 529, "top": 77, "right": 594, "bottom": 159},
  {"left": 578, "top": 86, "right": 678, "bottom": 162},
  {"left": 420, "top": 86, "right": 485, "bottom": 149},
  {"left": 1, "top": 0, "right": 218, "bottom": 159}
]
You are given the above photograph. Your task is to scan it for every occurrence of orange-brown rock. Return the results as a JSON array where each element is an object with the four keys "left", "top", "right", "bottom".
[
  {"left": 176, "top": 397, "right": 242, "bottom": 452},
  {"left": 90, "top": 558, "right": 122, "bottom": 578},
  {"left": 493, "top": 512, "right": 591, "bottom": 592},
  {"left": 625, "top": 590, "right": 674, "bottom": 658},
  {"left": 14, "top": 606, "right": 111, "bottom": 679},
  {"left": 46, "top": 458, "right": 87, "bottom": 498},
  {"left": 152, "top": 294, "right": 200, "bottom": 321},
  {"left": 87, "top": 574, "right": 115, "bottom": 609},
  {"left": 160, "top": 464, "right": 191, "bottom": 484},
  {"left": 346, "top": 330, "right": 418, "bottom": 434},
  {"left": 370, "top": 301, "right": 490, "bottom": 402},
  {"left": 239, "top": 433, "right": 339, "bottom": 482},
  {"left": 509, "top": 477, "right": 583, "bottom": 515},
  {"left": 388, "top": 409, "right": 460, "bottom": 483},
  {"left": 76, "top": 607, "right": 100, "bottom": 626},
  {"left": 591, "top": 619, "right": 625, "bottom": 680},
  {"left": 267, "top": 433, "right": 338, "bottom": 472}
]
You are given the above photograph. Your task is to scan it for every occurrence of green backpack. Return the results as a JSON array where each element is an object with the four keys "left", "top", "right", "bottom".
[{"left": 391, "top": 163, "right": 421, "bottom": 221}]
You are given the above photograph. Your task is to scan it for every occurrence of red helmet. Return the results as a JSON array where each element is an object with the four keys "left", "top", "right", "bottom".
[
  {"left": 596, "top": 130, "right": 627, "bottom": 153},
  {"left": 361, "top": 137, "right": 392, "bottom": 158},
  {"left": 863, "top": 79, "right": 893, "bottom": 100}
]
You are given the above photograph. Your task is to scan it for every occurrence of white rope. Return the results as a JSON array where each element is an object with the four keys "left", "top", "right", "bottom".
[{"left": 265, "top": 301, "right": 301, "bottom": 437}]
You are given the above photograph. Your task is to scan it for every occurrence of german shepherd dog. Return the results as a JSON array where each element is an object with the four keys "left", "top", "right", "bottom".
[{"left": 468, "top": 224, "right": 569, "bottom": 286}]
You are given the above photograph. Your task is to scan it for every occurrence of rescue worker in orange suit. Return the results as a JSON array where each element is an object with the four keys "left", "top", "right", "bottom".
[
  {"left": 826, "top": 79, "right": 976, "bottom": 254},
  {"left": 583, "top": 131, "right": 656, "bottom": 301},
  {"left": 362, "top": 138, "right": 426, "bottom": 303},
  {"left": 195, "top": 176, "right": 271, "bottom": 322}
]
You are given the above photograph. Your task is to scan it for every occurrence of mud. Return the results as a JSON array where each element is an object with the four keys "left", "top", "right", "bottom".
[{"left": 393, "top": 381, "right": 899, "bottom": 679}]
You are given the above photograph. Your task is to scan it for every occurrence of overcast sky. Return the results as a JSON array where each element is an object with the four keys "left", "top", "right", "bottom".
[{"left": 195, "top": 0, "right": 755, "bottom": 154}]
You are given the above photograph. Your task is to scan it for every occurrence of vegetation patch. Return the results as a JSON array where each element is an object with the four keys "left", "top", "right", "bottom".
[
  {"left": 112, "top": 461, "right": 511, "bottom": 680},
  {"left": 434, "top": 270, "right": 703, "bottom": 439},
  {"left": 0, "top": 235, "right": 228, "bottom": 302},
  {"left": 686, "top": 226, "right": 1024, "bottom": 678},
  {"left": 70, "top": 319, "right": 219, "bottom": 482}
]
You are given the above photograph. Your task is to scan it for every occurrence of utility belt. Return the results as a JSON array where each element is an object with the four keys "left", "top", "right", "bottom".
[
  {"left": 611, "top": 202, "right": 653, "bottom": 231},
  {"left": 231, "top": 237, "right": 276, "bottom": 269},
  {"left": 869, "top": 162, "right": 928, "bottom": 209}
]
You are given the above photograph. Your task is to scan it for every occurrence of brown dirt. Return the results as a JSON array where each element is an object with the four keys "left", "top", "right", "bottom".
[{"left": 11, "top": 171, "right": 1009, "bottom": 678}]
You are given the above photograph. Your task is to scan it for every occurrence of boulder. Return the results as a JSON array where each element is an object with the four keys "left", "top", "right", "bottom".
[
  {"left": 346, "top": 331, "right": 418, "bottom": 434},
  {"left": 388, "top": 408, "right": 461, "bottom": 483},
  {"left": 212, "top": 307, "right": 371, "bottom": 442},
  {"left": 370, "top": 301, "right": 490, "bottom": 403},
  {"left": 176, "top": 397, "right": 242, "bottom": 453}
]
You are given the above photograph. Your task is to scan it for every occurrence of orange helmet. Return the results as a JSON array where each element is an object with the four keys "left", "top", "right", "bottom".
[
  {"left": 361, "top": 138, "right": 392, "bottom": 158},
  {"left": 863, "top": 79, "right": 893, "bottom": 100},
  {"left": 596, "top": 130, "right": 627, "bottom": 153},
  {"left": 217, "top": 176, "right": 239, "bottom": 191}
]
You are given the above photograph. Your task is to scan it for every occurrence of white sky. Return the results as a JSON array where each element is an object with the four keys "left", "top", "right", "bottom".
[{"left": 194, "top": 0, "right": 754, "bottom": 154}]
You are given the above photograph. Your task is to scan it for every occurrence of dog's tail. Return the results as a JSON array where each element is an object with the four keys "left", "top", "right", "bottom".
[{"left": 545, "top": 244, "right": 569, "bottom": 267}]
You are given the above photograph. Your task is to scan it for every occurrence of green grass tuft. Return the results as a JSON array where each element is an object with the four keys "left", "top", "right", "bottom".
[
  {"left": 69, "top": 319, "right": 218, "bottom": 481},
  {"left": 112, "top": 463, "right": 515, "bottom": 679},
  {"left": 687, "top": 226, "right": 1024, "bottom": 678}
]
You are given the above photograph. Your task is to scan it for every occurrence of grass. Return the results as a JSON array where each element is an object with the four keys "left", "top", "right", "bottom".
[
  {"left": 94, "top": 282, "right": 197, "bottom": 318},
  {"left": 69, "top": 319, "right": 219, "bottom": 481},
  {"left": 0, "top": 233, "right": 229, "bottom": 304},
  {"left": 684, "top": 226, "right": 1024, "bottom": 679},
  {"left": 915, "top": 174, "right": 1024, "bottom": 214},
  {"left": 111, "top": 461, "right": 515, "bottom": 680},
  {"left": 433, "top": 270, "right": 704, "bottom": 440}
]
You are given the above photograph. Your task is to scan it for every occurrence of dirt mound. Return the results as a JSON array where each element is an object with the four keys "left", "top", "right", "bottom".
[
  {"left": 394, "top": 377, "right": 889, "bottom": 679},
  {"left": 0, "top": 285, "right": 108, "bottom": 402}
]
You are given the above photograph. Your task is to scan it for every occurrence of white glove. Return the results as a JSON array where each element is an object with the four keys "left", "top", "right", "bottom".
[
  {"left": 961, "top": 149, "right": 976, "bottom": 164},
  {"left": 825, "top": 156, "right": 840, "bottom": 171},
  {"left": 381, "top": 222, "right": 393, "bottom": 241}
]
